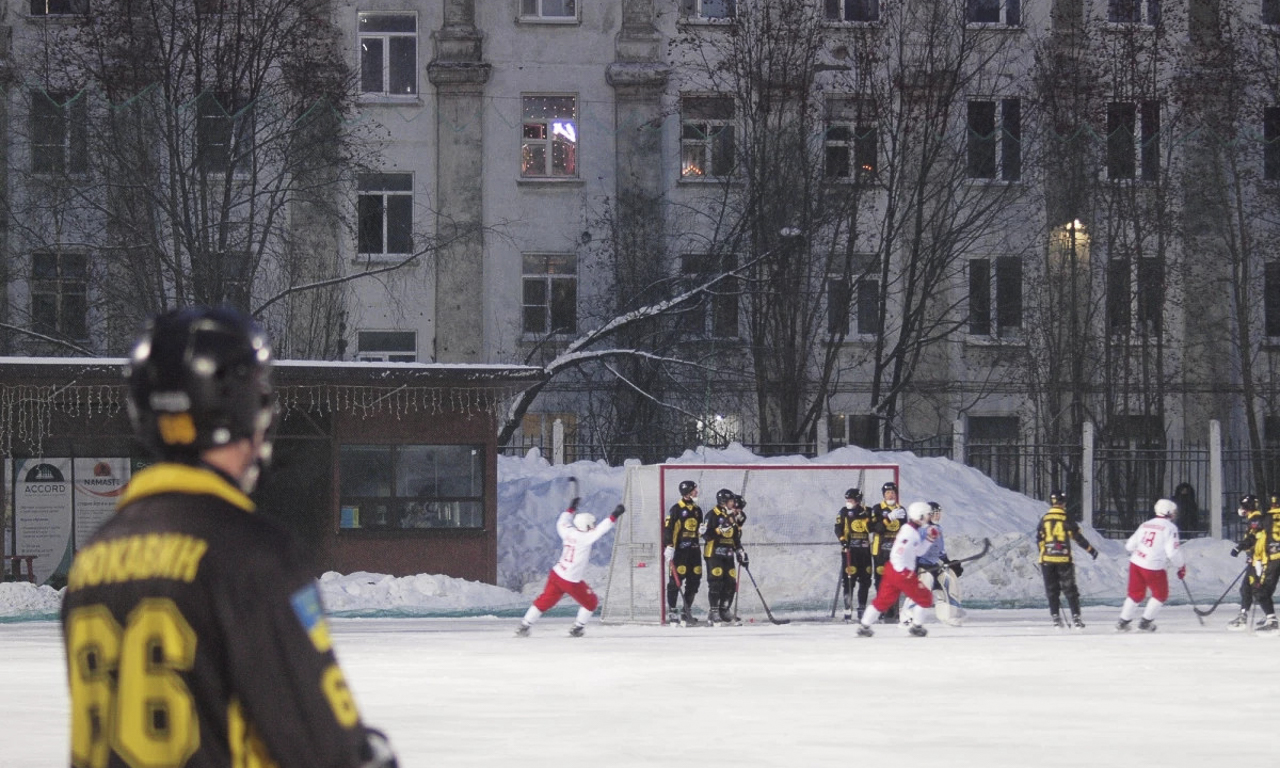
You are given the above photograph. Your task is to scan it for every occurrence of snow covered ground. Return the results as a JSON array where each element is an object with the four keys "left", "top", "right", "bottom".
[{"left": 1, "top": 444, "right": 1274, "bottom": 766}]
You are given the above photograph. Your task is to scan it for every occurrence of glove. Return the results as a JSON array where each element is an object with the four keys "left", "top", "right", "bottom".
[
  {"left": 610, "top": 504, "right": 626, "bottom": 521},
  {"left": 736, "top": 548, "right": 749, "bottom": 567},
  {"left": 361, "top": 727, "right": 399, "bottom": 768},
  {"left": 948, "top": 561, "right": 963, "bottom": 577},
  {"left": 841, "top": 542, "right": 850, "bottom": 552},
  {"left": 1177, "top": 565, "right": 1187, "bottom": 580},
  {"left": 568, "top": 497, "right": 580, "bottom": 513},
  {"left": 663, "top": 546, "right": 675, "bottom": 563},
  {"left": 1230, "top": 547, "right": 1241, "bottom": 558},
  {"left": 1089, "top": 548, "right": 1099, "bottom": 560}
]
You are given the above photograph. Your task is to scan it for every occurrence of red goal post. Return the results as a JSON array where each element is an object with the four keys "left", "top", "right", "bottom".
[{"left": 600, "top": 463, "right": 899, "bottom": 624}]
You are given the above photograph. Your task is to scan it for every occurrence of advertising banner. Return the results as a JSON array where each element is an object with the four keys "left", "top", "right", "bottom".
[
  {"left": 73, "top": 458, "right": 130, "bottom": 550},
  {"left": 14, "top": 458, "right": 74, "bottom": 585}
]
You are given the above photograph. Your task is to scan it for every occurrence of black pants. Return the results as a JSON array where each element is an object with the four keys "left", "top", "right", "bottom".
[
  {"left": 841, "top": 548, "right": 873, "bottom": 612},
  {"left": 667, "top": 548, "right": 702, "bottom": 614},
  {"left": 1256, "top": 561, "right": 1280, "bottom": 615},
  {"left": 706, "top": 553, "right": 737, "bottom": 615},
  {"left": 1041, "top": 562, "right": 1082, "bottom": 616},
  {"left": 1240, "top": 565, "right": 1258, "bottom": 611}
]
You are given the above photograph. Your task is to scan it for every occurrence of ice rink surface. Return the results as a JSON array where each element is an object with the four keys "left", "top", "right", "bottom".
[{"left": 4, "top": 607, "right": 1276, "bottom": 768}]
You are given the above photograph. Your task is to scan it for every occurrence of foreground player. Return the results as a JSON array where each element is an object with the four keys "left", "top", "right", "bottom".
[
  {"left": 1228, "top": 495, "right": 1263, "bottom": 629},
  {"left": 869, "top": 481, "right": 905, "bottom": 621},
  {"left": 61, "top": 307, "right": 397, "bottom": 768},
  {"left": 1116, "top": 498, "right": 1186, "bottom": 632},
  {"left": 1036, "top": 491, "right": 1099, "bottom": 628},
  {"left": 856, "top": 501, "right": 934, "bottom": 637},
  {"left": 704, "top": 489, "right": 745, "bottom": 625},
  {"left": 517, "top": 499, "right": 625, "bottom": 637},
  {"left": 664, "top": 480, "right": 704, "bottom": 625}
]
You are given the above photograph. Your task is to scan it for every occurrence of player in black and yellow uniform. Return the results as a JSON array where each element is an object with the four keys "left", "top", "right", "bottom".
[
  {"left": 61, "top": 307, "right": 396, "bottom": 768},
  {"left": 663, "top": 480, "right": 705, "bottom": 625},
  {"left": 834, "top": 488, "right": 873, "bottom": 622},
  {"left": 1227, "top": 495, "right": 1264, "bottom": 630},
  {"left": 1245, "top": 496, "right": 1280, "bottom": 631},
  {"left": 1035, "top": 490, "right": 1099, "bottom": 628},
  {"left": 869, "top": 481, "right": 904, "bottom": 622},
  {"left": 704, "top": 489, "right": 746, "bottom": 625}
]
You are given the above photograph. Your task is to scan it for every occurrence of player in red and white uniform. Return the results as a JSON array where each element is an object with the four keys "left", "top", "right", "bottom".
[
  {"left": 856, "top": 501, "right": 936, "bottom": 637},
  {"left": 1116, "top": 498, "right": 1186, "bottom": 632},
  {"left": 517, "top": 499, "right": 625, "bottom": 637}
]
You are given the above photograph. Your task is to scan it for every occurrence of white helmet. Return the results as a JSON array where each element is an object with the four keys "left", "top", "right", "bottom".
[
  {"left": 906, "top": 501, "right": 931, "bottom": 524},
  {"left": 1153, "top": 499, "right": 1177, "bottom": 519},
  {"left": 573, "top": 512, "right": 597, "bottom": 531}
]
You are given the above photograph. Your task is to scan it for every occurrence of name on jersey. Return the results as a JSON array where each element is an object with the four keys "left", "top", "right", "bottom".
[{"left": 67, "top": 533, "right": 209, "bottom": 591}]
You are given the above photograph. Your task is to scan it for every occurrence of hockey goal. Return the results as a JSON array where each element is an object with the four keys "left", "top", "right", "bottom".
[{"left": 599, "top": 463, "right": 899, "bottom": 624}]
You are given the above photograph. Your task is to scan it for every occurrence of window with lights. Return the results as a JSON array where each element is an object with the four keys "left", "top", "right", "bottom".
[
  {"left": 522, "top": 95, "right": 578, "bottom": 178},
  {"left": 681, "top": 97, "right": 735, "bottom": 179},
  {"left": 824, "top": 97, "right": 877, "bottom": 180}
]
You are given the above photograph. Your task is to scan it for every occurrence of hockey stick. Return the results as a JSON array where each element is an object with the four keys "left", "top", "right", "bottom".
[
  {"left": 741, "top": 562, "right": 790, "bottom": 625},
  {"left": 1180, "top": 577, "right": 1205, "bottom": 626},
  {"left": 830, "top": 548, "right": 848, "bottom": 619},
  {"left": 1192, "top": 564, "right": 1248, "bottom": 617},
  {"left": 566, "top": 475, "right": 579, "bottom": 511},
  {"left": 948, "top": 538, "right": 992, "bottom": 566}
]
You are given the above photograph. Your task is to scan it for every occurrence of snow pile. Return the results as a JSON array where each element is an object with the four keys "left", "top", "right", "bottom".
[{"left": 0, "top": 443, "right": 1247, "bottom": 620}]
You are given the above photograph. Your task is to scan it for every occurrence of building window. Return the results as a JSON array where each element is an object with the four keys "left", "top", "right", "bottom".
[
  {"left": 681, "top": 97, "right": 735, "bottom": 179},
  {"left": 522, "top": 254, "right": 577, "bottom": 336},
  {"left": 1265, "top": 263, "right": 1280, "bottom": 337},
  {"left": 681, "top": 0, "right": 736, "bottom": 19},
  {"left": 828, "top": 413, "right": 880, "bottom": 450},
  {"left": 521, "top": 95, "right": 578, "bottom": 178},
  {"left": 521, "top": 0, "right": 576, "bottom": 18},
  {"left": 356, "top": 331, "right": 416, "bottom": 362},
  {"left": 29, "top": 0, "right": 88, "bottom": 14},
  {"left": 196, "top": 93, "right": 252, "bottom": 174},
  {"left": 31, "top": 251, "right": 88, "bottom": 340},
  {"left": 1265, "top": 107, "right": 1280, "bottom": 182},
  {"left": 824, "top": 0, "right": 879, "bottom": 22},
  {"left": 968, "top": 257, "right": 1022, "bottom": 338},
  {"left": 967, "top": 416, "right": 1021, "bottom": 491},
  {"left": 1106, "top": 101, "right": 1159, "bottom": 181},
  {"left": 1108, "top": 0, "right": 1159, "bottom": 24},
  {"left": 359, "top": 13, "right": 417, "bottom": 97},
  {"left": 680, "top": 253, "right": 738, "bottom": 339},
  {"left": 1266, "top": 0, "right": 1280, "bottom": 25},
  {"left": 357, "top": 173, "right": 413, "bottom": 257},
  {"left": 825, "top": 98, "right": 877, "bottom": 179},
  {"left": 338, "top": 444, "right": 484, "bottom": 531},
  {"left": 967, "top": 99, "right": 1021, "bottom": 181},
  {"left": 967, "top": 0, "right": 1020, "bottom": 25},
  {"left": 827, "top": 256, "right": 881, "bottom": 336},
  {"left": 1107, "top": 258, "right": 1163, "bottom": 335},
  {"left": 30, "top": 90, "right": 88, "bottom": 175}
]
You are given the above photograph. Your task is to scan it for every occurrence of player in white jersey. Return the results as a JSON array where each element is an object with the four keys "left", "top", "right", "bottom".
[
  {"left": 856, "top": 501, "right": 936, "bottom": 637},
  {"left": 1116, "top": 498, "right": 1186, "bottom": 632},
  {"left": 517, "top": 499, "right": 625, "bottom": 637}
]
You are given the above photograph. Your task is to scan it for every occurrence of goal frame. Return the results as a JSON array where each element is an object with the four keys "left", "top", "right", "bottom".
[{"left": 600, "top": 462, "right": 900, "bottom": 625}]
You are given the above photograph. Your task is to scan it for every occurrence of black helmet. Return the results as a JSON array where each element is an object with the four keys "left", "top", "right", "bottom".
[
  {"left": 679, "top": 480, "right": 698, "bottom": 497},
  {"left": 127, "top": 306, "right": 275, "bottom": 461},
  {"left": 845, "top": 487, "right": 862, "bottom": 501},
  {"left": 882, "top": 481, "right": 897, "bottom": 494},
  {"left": 733, "top": 494, "right": 747, "bottom": 509},
  {"left": 1049, "top": 490, "right": 1067, "bottom": 506},
  {"left": 1241, "top": 494, "right": 1259, "bottom": 512},
  {"left": 716, "top": 488, "right": 735, "bottom": 504}
]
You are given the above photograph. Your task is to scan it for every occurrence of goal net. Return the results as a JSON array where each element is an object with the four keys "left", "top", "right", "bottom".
[{"left": 600, "top": 463, "right": 899, "bottom": 624}]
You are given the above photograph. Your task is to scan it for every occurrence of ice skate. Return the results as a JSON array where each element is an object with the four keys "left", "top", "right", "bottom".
[
  {"left": 1227, "top": 610, "right": 1249, "bottom": 631},
  {"left": 856, "top": 623, "right": 874, "bottom": 637},
  {"left": 908, "top": 624, "right": 928, "bottom": 637},
  {"left": 1258, "top": 615, "right": 1279, "bottom": 632},
  {"left": 514, "top": 623, "right": 531, "bottom": 638},
  {"left": 721, "top": 608, "right": 740, "bottom": 626},
  {"left": 1116, "top": 618, "right": 1132, "bottom": 632},
  {"left": 1137, "top": 618, "right": 1156, "bottom": 632},
  {"left": 1051, "top": 614, "right": 1063, "bottom": 628},
  {"left": 1072, "top": 615, "right": 1085, "bottom": 629},
  {"left": 568, "top": 623, "right": 585, "bottom": 638}
]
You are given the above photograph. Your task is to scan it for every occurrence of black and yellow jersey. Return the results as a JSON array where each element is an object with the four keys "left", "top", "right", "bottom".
[
  {"left": 704, "top": 504, "right": 742, "bottom": 558},
  {"left": 60, "top": 463, "right": 373, "bottom": 768},
  {"left": 869, "top": 501, "right": 902, "bottom": 557},
  {"left": 834, "top": 505, "right": 872, "bottom": 549},
  {"left": 1036, "top": 505, "right": 1097, "bottom": 565},
  {"left": 664, "top": 498, "right": 703, "bottom": 551},
  {"left": 1235, "top": 509, "right": 1264, "bottom": 563},
  {"left": 1261, "top": 508, "right": 1280, "bottom": 563}
]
